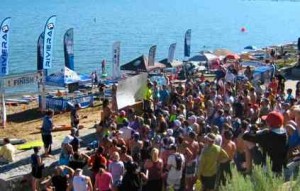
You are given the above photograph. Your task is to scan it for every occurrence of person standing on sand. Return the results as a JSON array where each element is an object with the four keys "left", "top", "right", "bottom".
[
  {"left": 41, "top": 109, "right": 56, "bottom": 157},
  {"left": 31, "top": 147, "right": 44, "bottom": 191},
  {"left": 71, "top": 104, "right": 80, "bottom": 136}
]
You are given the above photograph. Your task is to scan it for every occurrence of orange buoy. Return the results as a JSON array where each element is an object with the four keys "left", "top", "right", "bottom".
[{"left": 241, "top": 27, "right": 246, "bottom": 32}]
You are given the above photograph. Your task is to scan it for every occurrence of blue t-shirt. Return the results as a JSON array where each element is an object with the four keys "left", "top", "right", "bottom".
[
  {"left": 285, "top": 94, "right": 294, "bottom": 103},
  {"left": 288, "top": 131, "right": 300, "bottom": 148},
  {"left": 213, "top": 116, "right": 225, "bottom": 132},
  {"left": 160, "top": 89, "right": 170, "bottom": 103},
  {"left": 42, "top": 116, "right": 53, "bottom": 135}
]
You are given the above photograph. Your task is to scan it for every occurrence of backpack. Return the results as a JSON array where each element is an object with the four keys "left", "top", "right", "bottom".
[{"left": 174, "top": 153, "right": 183, "bottom": 171}]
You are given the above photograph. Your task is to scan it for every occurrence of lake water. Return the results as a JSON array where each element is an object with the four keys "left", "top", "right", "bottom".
[{"left": 1, "top": 0, "right": 300, "bottom": 94}]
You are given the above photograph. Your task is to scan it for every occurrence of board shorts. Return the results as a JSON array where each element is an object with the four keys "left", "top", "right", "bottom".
[
  {"left": 201, "top": 174, "right": 217, "bottom": 190},
  {"left": 42, "top": 134, "right": 52, "bottom": 148}
]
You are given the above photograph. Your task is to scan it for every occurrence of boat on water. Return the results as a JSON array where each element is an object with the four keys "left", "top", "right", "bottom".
[{"left": 101, "top": 73, "right": 108, "bottom": 78}]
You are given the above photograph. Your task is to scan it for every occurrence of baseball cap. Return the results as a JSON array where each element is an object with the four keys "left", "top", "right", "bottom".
[
  {"left": 177, "top": 114, "right": 185, "bottom": 120},
  {"left": 188, "top": 115, "right": 197, "bottom": 124},
  {"left": 120, "top": 110, "right": 126, "bottom": 117},
  {"left": 173, "top": 120, "right": 181, "bottom": 127},
  {"left": 167, "top": 129, "right": 174, "bottom": 136},
  {"left": 204, "top": 133, "right": 216, "bottom": 142},
  {"left": 261, "top": 111, "right": 284, "bottom": 128}
]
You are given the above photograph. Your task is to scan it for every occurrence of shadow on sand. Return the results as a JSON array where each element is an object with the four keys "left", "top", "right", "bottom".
[{"left": 7, "top": 108, "right": 43, "bottom": 123}]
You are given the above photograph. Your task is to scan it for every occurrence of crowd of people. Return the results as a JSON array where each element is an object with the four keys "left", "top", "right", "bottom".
[{"left": 3, "top": 59, "right": 300, "bottom": 191}]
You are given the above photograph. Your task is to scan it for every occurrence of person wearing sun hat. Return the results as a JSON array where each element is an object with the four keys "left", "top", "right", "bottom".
[{"left": 242, "top": 111, "right": 288, "bottom": 174}]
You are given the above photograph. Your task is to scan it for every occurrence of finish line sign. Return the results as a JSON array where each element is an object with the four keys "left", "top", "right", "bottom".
[{"left": 3, "top": 71, "right": 43, "bottom": 88}]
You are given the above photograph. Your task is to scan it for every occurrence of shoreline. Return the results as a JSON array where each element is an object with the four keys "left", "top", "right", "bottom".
[{"left": 2, "top": 41, "right": 298, "bottom": 98}]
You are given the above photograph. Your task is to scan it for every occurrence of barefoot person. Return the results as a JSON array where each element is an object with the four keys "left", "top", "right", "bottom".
[
  {"left": 31, "top": 147, "right": 44, "bottom": 191},
  {"left": 41, "top": 109, "right": 56, "bottom": 157},
  {"left": 71, "top": 104, "right": 80, "bottom": 136}
]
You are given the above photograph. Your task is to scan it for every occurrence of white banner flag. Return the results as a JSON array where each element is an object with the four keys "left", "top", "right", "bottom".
[
  {"left": 0, "top": 17, "right": 11, "bottom": 76},
  {"left": 148, "top": 45, "right": 157, "bottom": 66},
  {"left": 43, "top": 15, "right": 57, "bottom": 69},
  {"left": 112, "top": 41, "right": 121, "bottom": 79},
  {"left": 168, "top": 43, "right": 176, "bottom": 63}
]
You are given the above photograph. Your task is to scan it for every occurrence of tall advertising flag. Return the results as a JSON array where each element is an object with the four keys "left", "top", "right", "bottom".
[
  {"left": 112, "top": 41, "right": 121, "bottom": 79},
  {"left": 184, "top": 29, "right": 191, "bottom": 58},
  {"left": 64, "top": 28, "right": 74, "bottom": 70},
  {"left": 37, "top": 32, "right": 44, "bottom": 70},
  {"left": 148, "top": 45, "right": 157, "bottom": 66},
  {"left": 0, "top": 17, "right": 11, "bottom": 76},
  {"left": 43, "top": 15, "right": 56, "bottom": 69},
  {"left": 168, "top": 43, "right": 176, "bottom": 63},
  {"left": 101, "top": 59, "right": 106, "bottom": 75}
]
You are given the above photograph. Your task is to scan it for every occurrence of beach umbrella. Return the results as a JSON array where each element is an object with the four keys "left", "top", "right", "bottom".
[
  {"left": 244, "top": 45, "right": 258, "bottom": 50},
  {"left": 213, "top": 48, "right": 234, "bottom": 57},
  {"left": 225, "top": 54, "right": 240, "bottom": 60}
]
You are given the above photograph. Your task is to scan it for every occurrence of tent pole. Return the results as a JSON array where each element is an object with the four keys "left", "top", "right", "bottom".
[
  {"left": 39, "top": 70, "right": 46, "bottom": 111},
  {"left": 0, "top": 79, "right": 6, "bottom": 128}
]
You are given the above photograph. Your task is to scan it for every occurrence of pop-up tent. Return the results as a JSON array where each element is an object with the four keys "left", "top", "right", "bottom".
[
  {"left": 189, "top": 53, "right": 219, "bottom": 62},
  {"left": 120, "top": 55, "right": 165, "bottom": 72},
  {"left": 159, "top": 58, "right": 183, "bottom": 68},
  {"left": 46, "top": 67, "right": 91, "bottom": 87}
]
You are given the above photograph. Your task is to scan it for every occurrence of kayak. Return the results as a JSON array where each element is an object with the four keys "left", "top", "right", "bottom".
[
  {"left": 37, "top": 125, "right": 84, "bottom": 132},
  {"left": 0, "top": 138, "right": 26, "bottom": 146}
]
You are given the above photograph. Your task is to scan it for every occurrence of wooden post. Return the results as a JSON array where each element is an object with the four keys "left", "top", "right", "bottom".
[{"left": 38, "top": 70, "right": 46, "bottom": 111}]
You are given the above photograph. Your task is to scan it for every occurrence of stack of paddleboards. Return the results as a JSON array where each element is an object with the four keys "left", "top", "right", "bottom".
[
  {"left": 5, "top": 95, "right": 38, "bottom": 106},
  {"left": 5, "top": 98, "right": 30, "bottom": 105}
]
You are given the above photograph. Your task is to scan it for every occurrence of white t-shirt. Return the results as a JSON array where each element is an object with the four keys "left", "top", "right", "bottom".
[
  {"left": 73, "top": 175, "right": 88, "bottom": 191},
  {"left": 167, "top": 153, "right": 185, "bottom": 180},
  {"left": 62, "top": 135, "right": 74, "bottom": 144},
  {"left": 214, "top": 134, "right": 223, "bottom": 146}
]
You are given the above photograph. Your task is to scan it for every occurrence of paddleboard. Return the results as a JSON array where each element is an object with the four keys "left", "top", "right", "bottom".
[
  {"left": 0, "top": 138, "right": 26, "bottom": 146},
  {"left": 22, "top": 95, "right": 38, "bottom": 102},
  {"left": 37, "top": 125, "right": 84, "bottom": 132},
  {"left": 5, "top": 99, "right": 30, "bottom": 104},
  {"left": 17, "top": 140, "right": 44, "bottom": 150}
]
